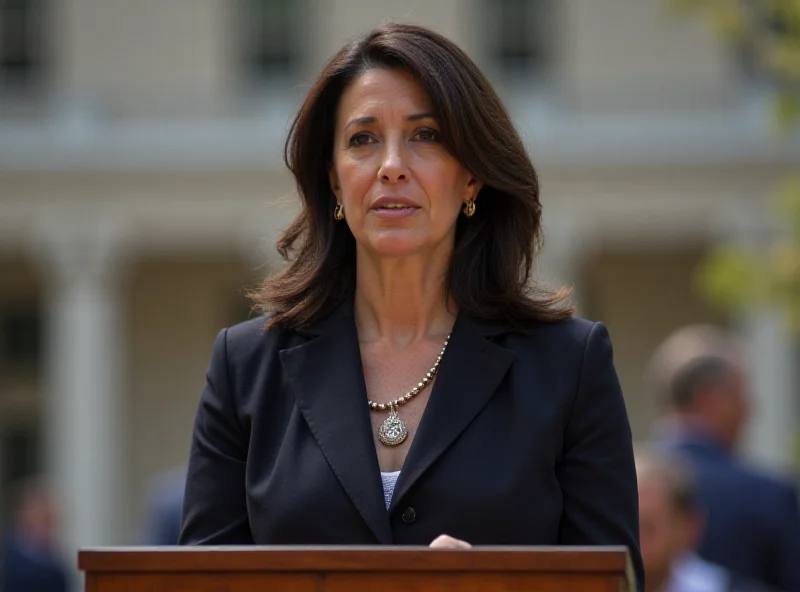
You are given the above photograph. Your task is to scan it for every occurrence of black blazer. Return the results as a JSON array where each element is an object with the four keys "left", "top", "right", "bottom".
[{"left": 180, "top": 299, "right": 644, "bottom": 589}]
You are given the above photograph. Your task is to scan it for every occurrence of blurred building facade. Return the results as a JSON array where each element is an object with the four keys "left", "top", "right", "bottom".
[{"left": 0, "top": 0, "right": 798, "bottom": 566}]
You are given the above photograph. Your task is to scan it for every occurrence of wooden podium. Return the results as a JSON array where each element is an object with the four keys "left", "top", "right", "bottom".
[{"left": 79, "top": 546, "right": 636, "bottom": 591}]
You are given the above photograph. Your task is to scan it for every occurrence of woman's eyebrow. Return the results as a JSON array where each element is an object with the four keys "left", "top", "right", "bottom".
[
  {"left": 344, "top": 112, "right": 436, "bottom": 131},
  {"left": 344, "top": 116, "right": 375, "bottom": 131}
]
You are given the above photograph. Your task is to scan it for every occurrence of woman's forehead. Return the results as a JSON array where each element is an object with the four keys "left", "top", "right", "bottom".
[{"left": 337, "top": 68, "right": 434, "bottom": 123}]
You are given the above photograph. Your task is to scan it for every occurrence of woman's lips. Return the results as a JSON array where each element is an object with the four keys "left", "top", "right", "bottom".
[
  {"left": 372, "top": 206, "right": 418, "bottom": 218},
  {"left": 371, "top": 197, "right": 420, "bottom": 218}
]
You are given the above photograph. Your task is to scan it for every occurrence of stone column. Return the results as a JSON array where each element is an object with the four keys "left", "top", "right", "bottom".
[
  {"left": 719, "top": 202, "right": 799, "bottom": 471},
  {"left": 739, "top": 310, "right": 798, "bottom": 471},
  {"left": 32, "top": 215, "right": 127, "bottom": 587}
]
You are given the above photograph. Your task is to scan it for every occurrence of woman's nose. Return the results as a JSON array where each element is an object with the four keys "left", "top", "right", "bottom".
[{"left": 378, "top": 142, "right": 408, "bottom": 183}]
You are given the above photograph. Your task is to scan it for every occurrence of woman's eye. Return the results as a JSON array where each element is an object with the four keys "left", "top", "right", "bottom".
[
  {"left": 348, "top": 132, "right": 373, "bottom": 147},
  {"left": 414, "top": 128, "right": 441, "bottom": 142}
]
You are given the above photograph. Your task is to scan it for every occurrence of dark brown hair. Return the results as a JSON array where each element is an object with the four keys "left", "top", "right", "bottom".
[
  {"left": 667, "top": 356, "right": 736, "bottom": 409},
  {"left": 251, "top": 23, "right": 572, "bottom": 330}
]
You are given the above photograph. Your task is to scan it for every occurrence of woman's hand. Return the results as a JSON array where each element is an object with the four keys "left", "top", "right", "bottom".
[{"left": 428, "top": 534, "right": 472, "bottom": 549}]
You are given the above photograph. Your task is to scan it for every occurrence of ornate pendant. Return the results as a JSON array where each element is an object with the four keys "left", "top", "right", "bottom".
[{"left": 378, "top": 405, "right": 407, "bottom": 446}]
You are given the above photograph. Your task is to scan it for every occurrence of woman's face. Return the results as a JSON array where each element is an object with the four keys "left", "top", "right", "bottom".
[{"left": 329, "top": 67, "right": 481, "bottom": 258}]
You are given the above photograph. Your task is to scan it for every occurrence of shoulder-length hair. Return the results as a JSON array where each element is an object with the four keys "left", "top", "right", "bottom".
[{"left": 251, "top": 23, "right": 572, "bottom": 330}]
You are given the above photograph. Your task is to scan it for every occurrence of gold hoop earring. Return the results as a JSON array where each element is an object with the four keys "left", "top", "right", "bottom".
[
  {"left": 462, "top": 199, "right": 476, "bottom": 218},
  {"left": 334, "top": 204, "right": 345, "bottom": 220}
]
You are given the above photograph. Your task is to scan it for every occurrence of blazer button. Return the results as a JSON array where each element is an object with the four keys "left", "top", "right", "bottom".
[{"left": 401, "top": 507, "right": 417, "bottom": 524}]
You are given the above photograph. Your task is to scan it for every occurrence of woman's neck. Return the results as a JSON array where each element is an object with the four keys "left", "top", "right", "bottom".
[{"left": 354, "top": 248, "right": 455, "bottom": 346}]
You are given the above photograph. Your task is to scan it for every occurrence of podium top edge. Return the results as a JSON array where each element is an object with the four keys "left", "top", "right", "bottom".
[
  {"left": 78, "top": 545, "right": 632, "bottom": 575},
  {"left": 80, "top": 545, "right": 629, "bottom": 553}
]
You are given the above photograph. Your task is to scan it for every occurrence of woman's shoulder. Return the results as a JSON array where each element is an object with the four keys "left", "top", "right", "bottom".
[
  {"left": 217, "top": 315, "right": 292, "bottom": 367},
  {"left": 516, "top": 315, "right": 609, "bottom": 349},
  {"left": 500, "top": 316, "right": 615, "bottom": 374},
  {"left": 225, "top": 314, "right": 274, "bottom": 341}
]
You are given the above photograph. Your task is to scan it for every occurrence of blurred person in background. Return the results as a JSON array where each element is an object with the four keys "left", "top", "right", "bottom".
[
  {"left": 637, "top": 448, "right": 776, "bottom": 592},
  {"left": 647, "top": 325, "right": 800, "bottom": 592},
  {"left": 0, "top": 476, "right": 68, "bottom": 592}
]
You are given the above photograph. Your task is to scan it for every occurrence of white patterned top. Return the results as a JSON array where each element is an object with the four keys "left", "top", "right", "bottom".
[{"left": 380, "top": 470, "right": 401, "bottom": 510}]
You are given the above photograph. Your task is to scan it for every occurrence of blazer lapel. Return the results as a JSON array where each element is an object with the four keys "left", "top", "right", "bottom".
[
  {"left": 279, "top": 301, "right": 392, "bottom": 544},
  {"left": 389, "top": 314, "right": 516, "bottom": 511}
]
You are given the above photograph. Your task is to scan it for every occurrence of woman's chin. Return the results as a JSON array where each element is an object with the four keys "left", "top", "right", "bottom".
[{"left": 366, "top": 233, "right": 427, "bottom": 259}]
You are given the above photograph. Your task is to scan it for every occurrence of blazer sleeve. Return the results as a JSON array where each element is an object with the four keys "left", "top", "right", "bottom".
[
  {"left": 556, "top": 322, "right": 644, "bottom": 591},
  {"left": 179, "top": 328, "right": 254, "bottom": 544}
]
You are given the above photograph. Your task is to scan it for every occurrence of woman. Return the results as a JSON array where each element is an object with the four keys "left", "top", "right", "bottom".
[{"left": 180, "top": 23, "right": 643, "bottom": 588}]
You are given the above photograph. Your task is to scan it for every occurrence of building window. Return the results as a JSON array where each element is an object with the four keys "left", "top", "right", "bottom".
[
  {"left": 1, "top": 427, "right": 40, "bottom": 487},
  {"left": 241, "top": 0, "right": 298, "bottom": 80},
  {"left": 485, "top": 0, "right": 553, "bottom": 79},
  {"left": 0, "top": 0, "right": 42, "bottom": 88},
  {"left": 0, "top": 307, "right": 41, "bottom": 374}
]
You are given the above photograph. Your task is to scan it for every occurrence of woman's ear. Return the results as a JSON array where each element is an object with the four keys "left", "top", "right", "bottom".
[
  {"left": 467, "top": 176, "right": 484, "bottom": 201},
  {"left": 328, "top": 165, "right": 342, "bottom": 200}
]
